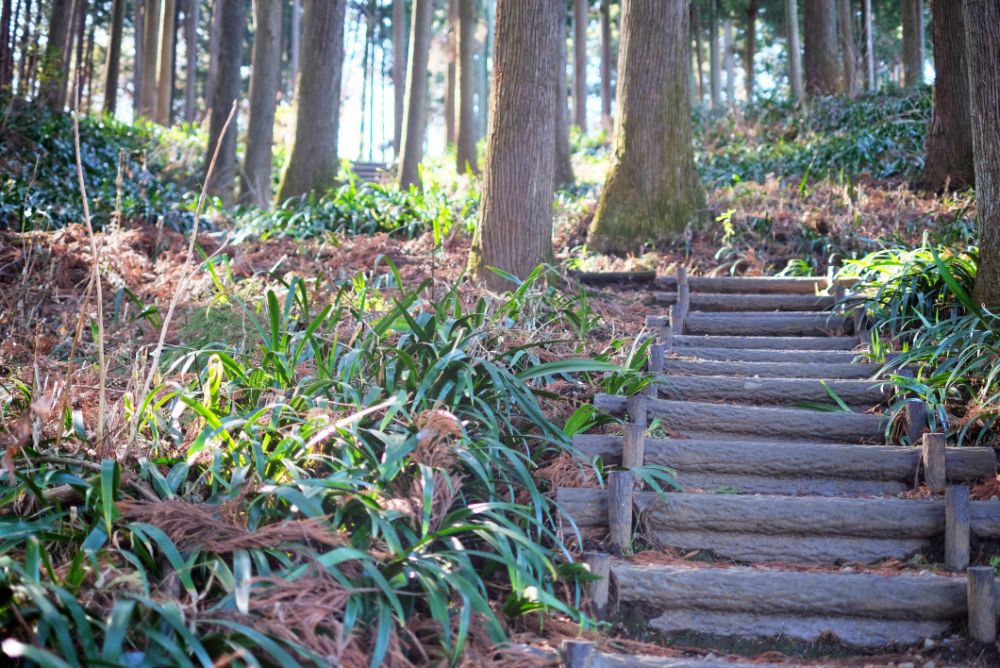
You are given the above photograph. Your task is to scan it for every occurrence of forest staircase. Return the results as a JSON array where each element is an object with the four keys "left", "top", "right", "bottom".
[{"left": 556, "top": 272, "right": 1000, "bottom": 667}]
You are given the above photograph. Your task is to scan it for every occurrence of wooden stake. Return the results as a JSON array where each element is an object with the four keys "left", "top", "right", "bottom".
[
  {"left": 622, "top": 423, "right": 645, "bottom": 471},
  {"left": 562, "top": 640, "right": 594, "bottom": 668},
  {"left": 646, "top": 343, "right": 665, "bottom": 400},
  {"left": 582, "top": 552, "right": 611, "bottom": 620},
  {"left": 665, "top": 305, "right": 677, "bottom": 348},
  {"left": 945, "top": 485, "right": 970, "bottom": 571},
  {"left": 922, "top": 432, "right": 946, "bottom": 492},
  {"left": 906, "top": 399, "right": 928, "bottom": 446},
  {"left": 608, "top": 470, "right": 633, "bottom": 553},
  {"left": 967, "top": 567, "right": 997, "bottom": 643},
  {"left": 626, "top": 394, "right": 647, "bottom": 427}
]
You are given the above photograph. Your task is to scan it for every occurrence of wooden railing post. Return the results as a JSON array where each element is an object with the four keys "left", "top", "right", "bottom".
[
  {"left": 945, "top": 484, "right": 970, "bottom": 571},
  {"left": 646, "top": 342, "right": 665, "bottom": 400},
  {"left": 922, "top": 432, "right": 946, "bottom": 492},
  {"left": 561, "top": 640, "right": 594, "bottom": 668},
  {"left": 905, "top": 398, "right": 928, "bottom": 447},
  {"left": 582, "top": 551, "right": 611, "bottom": 620},
  {"left": 967, "top": 567, "right": 997, "bottom": 643},
  {"left": 608, "top": 470, "right": 633, "bottom": 553}
]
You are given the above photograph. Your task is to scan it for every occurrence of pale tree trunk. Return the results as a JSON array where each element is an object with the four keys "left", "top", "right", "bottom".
[
  {"left": 901, "top": 0, "right": 923, "bottom": 87},
  {"left": 276, "top": 0, "right": 346, "bottom": 200},
  {"left": 456, "top": 0, "right": 478, "bottom": 172},
  {"left": 139, "top": 0, "right": 160, "bottom": 116},
  {"left": 573, "top": 0, "right": 587, "bottom": 131},
  {"left": 921, "top": 0, "right": 973, "bottom": 191},
  {"left": 863, "top": 0, "right": 875, "bottom": 90},
  {"left": 397, "top": 0, "right": 432, "bottom": 188},
  {"left": 743, "top": 0, "right": 757, "bottom": 100},
  {"left": 692, "top": 2, "right": 704, "bottom": 105},
  {"left": 103, "top": 0, "right": 126, "bottom": 113},
  {"left": 708, "top": 0, "right": 720, "bottom": 108},
  {"left": 468, "top": 0, "right": 560, "bottom": 289},
  {"left": 38, "top": 0, "right": 73, "bottom": 109},
  {"left": 204, "top": 0, "right": 221, "bottom": 111},
  {"left": 723, "top": 17, "right": 733, "bottom": 103},
  {"left": 588, "top": 0, "right": 705, "bottom": 253},
  {"left": 134, "top": 0, "right": 144, "bottom": 111},
  {"left": 15, "top": 0, "right": 33, "bottom": 97},
  {"left": 445, "top": 0, "right": 457, "bottom": 146},
  {"left": 803, "top": 0, "right": 842, "bottom": 95},
  {"left": 392, "top": 0, "right": 406, "bottom": 156},
  {"left": 183, "top": 0, "right": 197, "bottom": 121},
  {"left": 965, "top": 0, "right": 1000, "bottom": 306},
  {"left": 61, "top": 0, "right": 83, "bottom": 107},
  {"left": 600, "top": 0, "right": 612, "bottom": 129},
  {"left": 838, "top": 0, "right": 858, "bottom": 97},
  {"left": 156, "top": 0, "right": 176, "bottom": 124},
  {"left": 785, "top": 0, "right": 803, "bottom": 99},
  {"left": 554, "top": 4, "right": 573, "bottom": 187},
  {"left": 480, "top": 0, "right": 494, "bottom": 136},
  {"left": 241, "top": 0, "right": 282, "bottom": 206},
  {"left": 205, "top": 0, "right": 244, "bottom": 204}
]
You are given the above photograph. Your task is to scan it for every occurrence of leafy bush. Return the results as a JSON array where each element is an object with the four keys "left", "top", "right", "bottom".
[{"left": 1, "top": 266, "right": 632, "bottom": 666}]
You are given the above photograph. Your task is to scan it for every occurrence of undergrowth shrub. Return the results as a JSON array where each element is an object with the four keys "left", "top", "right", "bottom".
[{"left": 0, "top": 265, "right": 665, "bottom": 666}]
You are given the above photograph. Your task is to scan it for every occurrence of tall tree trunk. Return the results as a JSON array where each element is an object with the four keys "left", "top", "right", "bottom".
[
  {"left": 156, "top": 0, "right": 176, "bottom": 123},
  {"left": 38, "top": 0, "right": 72, "bottom": 108},
  {"left": 588, "top": 0, "right": 705, "bottom": 253},
  {"left": 708, "top": 0, "right": 720, "bottom": 108},
  {"left": 863, "top": 0, "right": 875, "bottom": 90},
  {"left": 204, "top": 0, "right": 221, "bottom": 111},
  {"left": 391, "top": 0, "right": 406, "bottom": 156},
  {"left": 15, "top": 0, "right": 32, "bottom": 97},
  {"left": 445, "top": 0, "right": 457, "bottom": 146},
  {"left": 723, "top": 17, "right": 734, "bottom": 103},
  {"left": 600, "top": 0, "right": 612, "bottom": 129},
  {"left": 468, "top": 0, "right": 560, "bottom": 289},
  {"left": 901, "top": 0, "right": 923, "bottom": 87},
  {"left": 921, "top": 0, "right": 973, "bottom": 191},
  {"left": 965, "top": 0, "right": 1000, "bottom": 306},
  {"left": 480, "top": 0, "right": 494, "bottom": 136},
  {"left": 803, "top": 0, "right": 842, "bottom": 95},
  {"left": 134, "top": 0, "right": 144, "bottom": 112},
  {"left": 290, "top": 0, "right": 300, "bottom": 90},
  {"left": 139, "top": 0, "right": 160, "bottom": 116},
  {"left": 241, "top": 0, "right": 282, "bottom": 206},
  {"left": 692, "top": 2, "right": 704, "bottom": 105},
  {"left": 839, "top": 0, "right": 858, "bottom": 97},
  {"left": 456, "top": 0, "right": 478, "bottom": 172},
  {"left": 0, "top": 0, "right": 13, "bottom": 91},
  {"left": 83, "top": 9, "right": 96, "bottom": 110},
  {"left": 785, "top": 0, "right": 803, "bottom": 99},
  {"left": 743, "top": 0, "right": 757, "bottom": 100},
  {"left": 61, "top": 0, "right": 82, "bottom": 107},
  {"left": 102, "top": 0, "right": 125, "bottom": 114},
  {"left": 276, "top": 0, "right": 346, "bottom": 200},
  {"left": 396, "top": 0, "right": 432, "bottom": 188},
  {"left": 573, "top": 0, "right": 587, "bottom": 130},
  {"left": 184, "top": 0, "right": 198, "bottom": 121},
  {"left": 554, "top": 4, "right": 573, "bottom": 187},
  {"left": 205, "top": 0, "right": 244, "bottom": 204}
]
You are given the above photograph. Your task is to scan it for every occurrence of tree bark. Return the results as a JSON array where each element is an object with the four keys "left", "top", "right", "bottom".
[
  {"left": 102, "top": 0, "right": 126, "bottom": 113},
  {"left": 392, "top": 0, "right": 406, "bottom": 156},
  {"left": 468, "top": 0, "right": 560, "bottom": 289},
  {"left": 397, "top": 0, "right": 432, "bottom": 188},
  {"left": 723, "top": 17, "right": 734, "bottom": 103},
  {"left": 183, "top": 0, "right": 198, "bottom": 121},
  {"left": 600, "top": 0, "right": 612, "bottom": 129},
  {"left": 138, "top": 0, "right": 160, "bottom": 116},
  {"left": 921, "top": 0, "right": 973, "bottom": 191},
  {"left": 744, "top": 0, "right": 757, "bottom": 101},
  {"left": 785, "top": 0, "right": 803, "bottom": 99},
  {"left": 902, "top": 0, "right": 923, "bottom": 87},
  {"left": 0, "top": 0, "right": 13, "bottom": 90},
  {"left": 839, "top": 0, "right": 858, "bottom": 97},
  {"left": 205, "top": 0, "right": 244, "bottom": 205},
  {"left": 573, "top": 0, "right": 587, "bottom": 131},
  {"left": 964, "top": 0, "right": 1000, "bottom": 307},
  {"left": 863, "top": 0, "right": 875, "bottom": 90},
  {"left": 456, "top": 0, "right": 478, "bottom": 173},
  {"left": 38, "top": 0, "right": 73, "bottom": 109},
  {"left": 156, "top": 0, "right": 176, "bottom": 124},
  {"left": 708, "top": 0, "right": 721, "bottom": 108},
  {"left": 204, "top": 0, "right": 221, "bottom": 111},
  {"left": 241, "top": 0, "right": 282, "bottom": 206},
  {"left": 588, "top": 0, "right": 706, "bottom": 253},
  {"left": 555, "top": 4, "right": 573, "bottom": 187},
  {"left": 276, "top": 0, "right": 346, "bottom": 201},
  {"left": 445, "top": 0, "right": 457, "bottom": 146},
  {"left": 692, "top": 2, "right": 704, "bottom": 105},
  {"left": 803, "top": 0, "right": 842, "bottom": 95},
  {"left": 15, "top": 0, "right": 32, "bottom": 97}
]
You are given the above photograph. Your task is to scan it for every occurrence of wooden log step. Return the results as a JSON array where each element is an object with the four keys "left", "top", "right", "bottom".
[
  {"left": 638, "top": 398, "right": 885, "bottom": 442},
  {"left": 673, "top": 334, "right": 860, "bottom": 350},
  {"left": 656, "top": 292, "right": 838, "bottom": 312},
  {"left": 654, "top": 375, "right": 886, "bottom": 406},
  {"left": 667, "top": 473, "right": 907, "bottom": 497},
  {"left": 572, "top": 270, "right": 657, "bottom": 285},
  {"left": 579, "top": 648, "right": 787, "bottom": 668},
  {"left": 671, "top": 347, "right": 859, "bottom": 364},
  {"left": 612, "top": 562, "right": 973, "bottom": 635},
  {"left": 684, "top": 313, "right": 854, "bottom": 337},
  {"left": 660, "top": 359, "right": 880, "bottom": 380},
  {"left": 573, "top": 433, "right": 996, "bottom": 484},
  {"left": 654, "top": 276, "right": 853, "bottom": 294}
]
